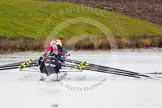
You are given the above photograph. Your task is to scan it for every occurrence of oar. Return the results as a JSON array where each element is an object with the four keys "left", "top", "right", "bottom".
[
  {"left": 62, "top": 63, "right": 141, "bottom": 78},
  {"left": 0, "top": 63, "right": 39, "bottom": 71},
  {"left": 0, "top": 61, "right": 24, "bottom": 68},
  {"left": 0, "top": 59, "right": 38, "bottom": 71},
  {"left": 65, "top": 59, "right": 140, "bottom": 75},
  {"left": 65, "top": 59, "right": 150, "bottom": 78},
  {"left": 0, "top": 59, "right": 37, "bottom": 69},
  {"left": 85, "top": 64, "right": 148, "bottom": 78}
]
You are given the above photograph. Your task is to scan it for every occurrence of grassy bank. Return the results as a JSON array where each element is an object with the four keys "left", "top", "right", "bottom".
[
  {"left": 51, "top": 0, "right": 162, "bottom": 25},
  {"left": 0, "top": 0, "right": 162, "bottom": 51}
]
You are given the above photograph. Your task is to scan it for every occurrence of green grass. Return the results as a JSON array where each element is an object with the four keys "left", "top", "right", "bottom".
[{"left": 0, "top": 0, "right": 162, "bottom": 40}]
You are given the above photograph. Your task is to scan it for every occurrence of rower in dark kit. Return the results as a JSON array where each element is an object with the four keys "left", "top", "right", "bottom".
[{"left": 38, "top": 38, "right": 68, "bottom": 80}]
